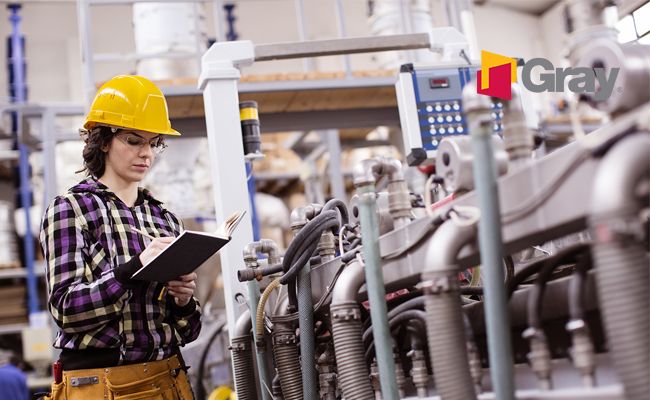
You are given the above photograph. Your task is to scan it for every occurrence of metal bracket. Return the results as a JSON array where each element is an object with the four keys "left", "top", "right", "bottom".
[{"left": 70, "top": 376, "right": 99, "bottom": 387}]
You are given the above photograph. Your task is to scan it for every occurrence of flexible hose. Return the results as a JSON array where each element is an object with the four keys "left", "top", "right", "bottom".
[
  {"left": 282, "top": 210, "right": 339, "bottom": 276},
  {"left": 231, "top": 335, "right": 256, "bottom": 400},
  {"left": 364, "top": 310, "right": 427, "bottom": 363},
  {"left": 322, "top": 198, "right": 350, "bottom": 225},
  {"left": 506, "top": 256, "right": 551, "bottom": 298},
  {"left": 424, "top": 272, "right": 476, "bottom": 400},
  {"left": 272, "top": 321, "right": 303, "bottom": 400},
  {"left": 528, "top": 244, "right": 589, "bottom": 330},
  {"left": 590, "top": 133, "right": 649, "bottom": 400},
  {"left": 331, "top": 302, "right": 375, "bottom": 400},
  {"left": 298, "top": 264, "right": 318, "bottom": 400},
  {"left": 593, "top": 240, "right": 649, "bottom": 399},
  {"left": 256, "top": 278, "right": 281, "bottom": 344}
]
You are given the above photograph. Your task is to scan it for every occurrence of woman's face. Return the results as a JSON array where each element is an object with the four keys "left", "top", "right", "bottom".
[{"left": 103, "top": 130, "right": 164, "bottom": 183}]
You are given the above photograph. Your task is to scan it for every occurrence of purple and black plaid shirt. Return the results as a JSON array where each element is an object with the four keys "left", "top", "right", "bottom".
[{"left": 40, "top": 177, "right": 201, "bottom": 364}]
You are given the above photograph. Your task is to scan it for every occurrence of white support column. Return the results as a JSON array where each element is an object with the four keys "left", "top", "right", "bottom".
[
  {"left": 41, "top": 109, "right": 57, "bottom": 206},
  {"left": 199, "top": 41, "right": 255, "bottom": 336}
]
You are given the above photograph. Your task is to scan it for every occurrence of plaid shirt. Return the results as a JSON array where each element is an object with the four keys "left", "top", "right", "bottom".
[{"left": 40, "top": 177, "right": 202, "bottom": 364}]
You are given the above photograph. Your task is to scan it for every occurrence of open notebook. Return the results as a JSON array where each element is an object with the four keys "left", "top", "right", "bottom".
[{"left": 131, "top": 210, "right": 247, "bottom": 282}]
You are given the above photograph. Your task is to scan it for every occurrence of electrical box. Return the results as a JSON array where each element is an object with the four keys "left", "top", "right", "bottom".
[{"left": 396, "top": 63, "right": 503, "bottom": 166}]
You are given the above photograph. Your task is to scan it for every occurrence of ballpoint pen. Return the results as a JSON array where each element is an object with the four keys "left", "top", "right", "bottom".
[{"left": 130, "top": 227, "right": 168, "bottom": 301}]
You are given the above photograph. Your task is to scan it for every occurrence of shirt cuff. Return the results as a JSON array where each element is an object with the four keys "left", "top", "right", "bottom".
[
  {"left": 172, "top": 297, "right": 197, "bottom": 317},
  {"left": 114, "top": 255, "right": 143, "bottom": 287}
]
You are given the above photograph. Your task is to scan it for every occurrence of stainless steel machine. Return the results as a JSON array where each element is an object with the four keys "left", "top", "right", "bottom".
[{"left": 197, "top": 1, "right": 649, "bottom": 398}]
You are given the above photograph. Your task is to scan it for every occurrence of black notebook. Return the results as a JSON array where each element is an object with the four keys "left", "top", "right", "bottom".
[{"left": 131, "top": 210, "right": 246, "bottom": 282}]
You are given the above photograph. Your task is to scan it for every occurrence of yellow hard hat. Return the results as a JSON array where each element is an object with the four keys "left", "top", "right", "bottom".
[{"left": 83, "top": 75, "right": 180, "bottom": 136}]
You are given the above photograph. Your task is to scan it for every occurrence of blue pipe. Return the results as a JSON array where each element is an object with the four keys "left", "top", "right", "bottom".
[
  {"left": 357, "top": 184, "right": 399, "bottom": 400},
  {"left": 224, "top": 3, "right": 238, "bottom": 41},
  {"left": 8, "top": 4, "right": 39, "bottom": 315},
  {"left": 469, "top": 111, "right": 514, "bottom": 398},
  {"left": 246, "top": 161, "right": 260, "bottom": 241}
]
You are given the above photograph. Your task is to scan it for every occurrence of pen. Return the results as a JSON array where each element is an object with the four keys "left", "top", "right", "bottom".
[
  {"left": 131, "top": 227, "right": 167, "bottom": 300},
  {"left": 131, "top": 226, "right": 156, "bottom": 240}
]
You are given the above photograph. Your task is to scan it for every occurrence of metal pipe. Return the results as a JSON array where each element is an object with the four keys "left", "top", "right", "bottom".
[
  {"left": 502, "top": 84, "right": 533, "bottom": 171},
  {"left": 272, "top": 318, "right": 303, "bottom": 400},
  {"left": 294, "top": 0, "right": 314, "bottom": 71},
  {"left": 243, "top": 239, "right": 282, "bottom": 400},
  {"left": 354, "top": 176, "right": 399, "bottom": 399},
  {"left": 243, "top": 239, "right": 282, "bottom": 266},
  {"left": 254, "top": 32, "right": 431, "bottom": 62},
  {"left": 423, "top": 218, "right": 477, "bottom": 400},
  {"left": 333, "top": 0, "right": 352, "bottom": 78},
  {"left": 8, "top": 4, "right": 39, "bottom": 315},
  {"left": 330, "top": 260, "right": 375, "bottom": 399},
  {"left": 230, "top": 310, "right": 256, "bottom": 400},
  {"left": 464, "top": 81, "right": 515, "bottom": 400},
  {"left": 246, "top": 279, "right": 270, "bottom": 400},
  {"left": 589, "top": 133, "right": 650, "bottom": 400}
]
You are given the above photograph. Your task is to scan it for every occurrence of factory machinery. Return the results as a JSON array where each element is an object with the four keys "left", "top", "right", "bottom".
[{"left": 195, "top": 1, "right": 649, "bottom": 399}]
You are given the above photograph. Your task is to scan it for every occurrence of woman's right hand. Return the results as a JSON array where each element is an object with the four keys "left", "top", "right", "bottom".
[{"left": 139, "top": 237, "right": 175, "bottom": 265}]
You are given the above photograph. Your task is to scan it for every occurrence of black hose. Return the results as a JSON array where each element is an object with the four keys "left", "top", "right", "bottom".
[
  {"left": 282, "top": 210, "right": 338, "bottom": 271},
  {"left": 507, "top": 256, "right": 551, "bottom": 299},
  {"left": 527, "top": 244, "right": 590, "bottom": 330},
  {"left": 406, "top": 321, "right": 425, "bottom": 351},
  {"left": 365, "top": 310, "right": 427, "bottom": 363},
  {"left": 280, "top": 210, "right": 339, "bottom": 284},
  {"left": 363, "top": 296, "right": 425, "bottom": 346},
  {"left": 504, "top": 255, "right": 515, "bottom": 287},
  {"left": 568, "top": 251, "right": 592, "bottom": 321},
  {"left": 322, "top": 198, "right": 349, "bottom": 226},
  {"left": 195, "top": 320, "right": 227, "bottom": 400}
]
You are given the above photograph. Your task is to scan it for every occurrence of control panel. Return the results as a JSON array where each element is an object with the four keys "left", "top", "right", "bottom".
[{"left": 396, "top": 63, "right": 503, "bottom": 166}]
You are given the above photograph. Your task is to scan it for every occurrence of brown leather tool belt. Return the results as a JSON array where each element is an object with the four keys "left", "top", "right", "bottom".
[{"left": 44, "top": 355, "right": 194, "bottom": 400}]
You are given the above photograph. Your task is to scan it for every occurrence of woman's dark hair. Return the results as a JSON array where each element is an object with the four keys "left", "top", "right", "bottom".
[{"left": 77, "top": 126, "right": 116, "bottom": 178}]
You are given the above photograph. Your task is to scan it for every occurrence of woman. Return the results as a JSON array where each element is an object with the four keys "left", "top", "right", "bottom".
[{"left": 40, "top": 75, "right": 201, "bottom": 400}]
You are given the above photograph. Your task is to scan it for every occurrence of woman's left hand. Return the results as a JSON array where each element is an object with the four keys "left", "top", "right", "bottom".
[{"left": 167, "top": 273, "right": 197, "bottom": 307}]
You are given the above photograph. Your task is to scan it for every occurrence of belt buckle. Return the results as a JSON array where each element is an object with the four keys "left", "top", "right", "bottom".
[{"left": 70, "top": 376, "right": 99, "bottom": 387}]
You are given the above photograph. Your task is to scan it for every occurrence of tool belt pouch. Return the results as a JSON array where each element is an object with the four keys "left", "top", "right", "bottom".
[
  {"left": 105, "top": 356, "right": 193, "bottom": 400},
  {"left": 63, "top": 371, "right": 106, "bottom": 400}
]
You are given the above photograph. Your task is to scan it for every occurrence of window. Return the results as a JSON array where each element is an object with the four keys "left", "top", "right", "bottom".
[
  {"left": 616, "top": 2, "right": 650, "bottom": 44},
  {"left": 617, "top": 1, "right": 650, "bottom": 43},
  {"left": 633, "top": 2, "right": 650, "bottom": 37}
]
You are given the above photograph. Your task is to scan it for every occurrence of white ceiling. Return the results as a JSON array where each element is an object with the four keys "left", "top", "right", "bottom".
[{"left": 481, "top": 0, "right": 560, "bottom": 15}]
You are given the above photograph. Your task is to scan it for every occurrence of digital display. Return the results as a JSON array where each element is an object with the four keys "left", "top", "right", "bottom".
[{"left": 429, "top": 78, "right": 450, "bottom": 89}]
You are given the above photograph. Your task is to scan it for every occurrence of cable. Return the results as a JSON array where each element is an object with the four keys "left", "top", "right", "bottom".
[
  {"left": 450, "top": 205, "right": 481, "bottom": 227},
  {"left": 568, "top": 251, "right": 592, "bottom": 322}
]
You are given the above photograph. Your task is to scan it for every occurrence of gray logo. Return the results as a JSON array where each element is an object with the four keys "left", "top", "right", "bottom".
[{"left": 520, "top": 58, "right": 620, "bottom": 101}]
